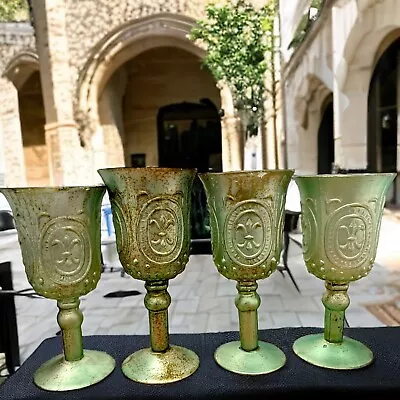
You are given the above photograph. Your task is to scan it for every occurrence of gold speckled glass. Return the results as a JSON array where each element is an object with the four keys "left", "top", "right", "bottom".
[
  {"left": 292, "top": 173, "right": 396, "bottom": 370},
  {"left": 98, "top": 167, "right": 199, "bottom": 384},
  {"left": 0, "top": 186, "right": 115, "bottom": 391}
]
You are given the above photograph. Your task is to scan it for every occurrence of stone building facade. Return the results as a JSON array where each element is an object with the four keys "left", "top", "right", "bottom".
[
  {"left": 280, "top": 0, "right": 400, "bottom": 204},
  {"left": 1, "top": 0, "right": 272, "bottom": 187}
]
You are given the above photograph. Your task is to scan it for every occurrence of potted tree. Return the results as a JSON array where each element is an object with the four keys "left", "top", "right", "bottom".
[{"left": 189, "top": 0, "right": 277, "bottom": 169}]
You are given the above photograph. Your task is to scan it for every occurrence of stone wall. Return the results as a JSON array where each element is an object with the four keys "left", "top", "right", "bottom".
[
  {"left": 121, "top": 46, "right": 220, "bottom": 167},
  {"left": 0, "top": 22, "right": 36, "bottom": 72},
  {"left": 19, "top": 71, "right": 49, "bottom": 186},
  {"left": 65, "top": 0, "right": 207, "bottom": 79}
]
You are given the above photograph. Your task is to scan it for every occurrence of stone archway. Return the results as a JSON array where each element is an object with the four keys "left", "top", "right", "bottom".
[
  {"left": 318, "top": 95, "right": 334, "bottom": 174},
  {"left": 368, "top": 36, "right": 400, "bottom": 204},
  {"left": 18, "top": 71, "right": 49, "bottom": 186},
  {"left": 2, "top": 52, "right": 48, "bottom": 186},
  {"left": 77, "top": 13, "right": 240, "bottom": 179},
  {"left": 3, "top": 51, "right": 39, "bottom": 90},
  {"left": 293, "top": 74, "right": 332, "bottom": 174},
  {"left": 333, "top": 0, "right": 400, "bottom": 171}
]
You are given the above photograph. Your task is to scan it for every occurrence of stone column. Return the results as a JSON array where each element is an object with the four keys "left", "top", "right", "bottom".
[
  {"left": 332, "top": 2, "right": 368, "bottom": 171},
  {"left": 298, "top": 108, "right": 318, "bottom": 174},
  {"left": 219, "top": 82, "right": 243, "bottom": 171},
  {"left": 32, "top": 0, "right": 85, "bottom": 186},
  {"left": 333, "top": 90, "right": 368, "bottom": 170},
  {"left": 0, "top": 78, "right": 26, "bottom": 187}
]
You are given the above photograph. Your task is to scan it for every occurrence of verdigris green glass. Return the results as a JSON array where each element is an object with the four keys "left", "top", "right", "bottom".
[
  {"left": 199, "top": 169, "right": 294, "bottom": 375},
  {"left": 293, "top": 173, "right": 396, "bottom": 369},
  {"left": 98, "top": 167, "right": 199, "bottom": 384},
  {"left": 0, "top": 186, "right": 115, "bottom": 391}
]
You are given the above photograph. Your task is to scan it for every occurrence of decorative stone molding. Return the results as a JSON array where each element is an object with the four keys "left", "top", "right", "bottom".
[
  {"left": 0, "top": 22, "right": 36, "bottom": 73},
  {"left": 3, "top": 51, "right": 39, "bottom": 89},
  {"left": 65, "top": 0, "right": 206, "bottom": 75},
  {"left": 77, "top": 13, "right": 203, "bottom": 116}
]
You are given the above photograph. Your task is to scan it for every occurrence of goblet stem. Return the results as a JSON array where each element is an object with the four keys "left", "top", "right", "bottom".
[
  {"left": 322, "top": 281, "right": 350, "bottom": 343},
  {"left": 57, "top": 299, "right": 84, "bottom": 362},
  {"left": 235, "top": 281, "right": 260, "bottom": 352},
  {"left": 144, "top": 280, "right": 171, "bottom": 353}
]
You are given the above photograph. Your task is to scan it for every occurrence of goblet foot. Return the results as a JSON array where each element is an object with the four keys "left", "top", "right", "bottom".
[
  {"left": 121, "top": 345, "right": 199, "bottom": 384},
  {"left": 292, "top": 333, "right": 373, "bottom": 370},
  {"left": 33, "top": 349, "right": 116, "bottom": 391},
  {"left": 214, "top": 341, "right": 286, "bottom": 375}
]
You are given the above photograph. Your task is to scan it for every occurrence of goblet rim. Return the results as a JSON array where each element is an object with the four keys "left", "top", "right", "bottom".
[
  {"left": 0, "top": 185, "right": 106, "bottom": 192},
  {"left": 198, "top": 168, "right": 295, "bottom": 177},
  {"left": 294, "top": 172, "right": 396, "bottom": 179},
  {"left": 98, "top": 166, "right": 197, "bottom": 174}
]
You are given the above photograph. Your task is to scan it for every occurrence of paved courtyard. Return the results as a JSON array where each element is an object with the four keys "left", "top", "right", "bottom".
[{"left": 1, "top": 210, "right": 400, "bottom": 366}]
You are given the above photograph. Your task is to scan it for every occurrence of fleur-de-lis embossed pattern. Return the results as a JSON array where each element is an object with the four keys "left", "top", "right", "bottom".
[
  {"left": 200, "top": 170, "right": 293, "bottom": 281},
  {"left": 0, "top": 186, "right": 105, "bottom": 300},
  {"left": 98, "top": 167, "right": 196, "bottom": 281},
  {"left": 295, "top": 174, "right": 396, "bottom": 282},
  {"left": 150, "top": 211, "right": 175, "bottom": 248},
  {"left": 224, "top": 200, "right": 272, "bottom": 267},
  {"left": 138, "top": 197, "right": 183, "bottom": 264}
]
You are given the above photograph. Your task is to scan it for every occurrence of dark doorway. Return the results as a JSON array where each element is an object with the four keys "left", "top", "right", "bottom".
[
  {"left": 368, "top": 37, "right": 400, "bottom": 204},
  {"left": 157, "top": 100, "right": 222, "bottom": 253},
  {"left": 318, "top": 100, "right": 334, "bottom": 174}
]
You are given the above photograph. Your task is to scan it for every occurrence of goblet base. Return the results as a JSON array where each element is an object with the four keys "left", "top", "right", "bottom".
[
  {"left": 293, "top": 333, "right": 374, "bottom": 370},
  {"left": 214, "top": 341, "right": 286, "bottom": 375},
  {"left": 33, "top": 349, "right": 116, "bottom": 391},
  {"left": 121, "top": 345, "right": 199, "bottom": 384}
]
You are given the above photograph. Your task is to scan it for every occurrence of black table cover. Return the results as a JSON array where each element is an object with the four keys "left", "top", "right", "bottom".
[{"left": 1, "top": 327, "right": 400, "bottom": 399}]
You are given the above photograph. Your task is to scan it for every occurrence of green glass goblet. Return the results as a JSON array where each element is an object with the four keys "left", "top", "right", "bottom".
[
  {"left": 98, "top": 167, "right": 199, "bottom": 384},
  {"left": 199, "top": 169, "right": 294, "bottom": 375},
  {"left": 0, "top": 186, "right": 116, "bottom": 391},
  {"left": 293, "top": 173, "right": 396, "bottom": 369}
]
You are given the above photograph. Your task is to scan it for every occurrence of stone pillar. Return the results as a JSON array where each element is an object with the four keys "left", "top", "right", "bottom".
[
  {"left": 219, "top": 82, "right": 243, "bottom": 171},
  {"left": 333, "top": 90, "right": 368, "bottom": 170},
  {"left": 298, "top": 108, "right": 318, "bottom": 174},
  {"left": 32, "top": 0, "right": 85, "bottom": 186},
  {"left": 97, "top": 71, "right": 126, "bottom": 174},
  {"left": 0, "top": 78, "right": 26, "bottom": 187},
  {"left": 332, "top": 2, "right": 368, "bottom": 171}
]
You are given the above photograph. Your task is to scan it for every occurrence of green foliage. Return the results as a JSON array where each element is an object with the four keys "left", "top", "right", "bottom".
[
  {"left": 189, "top": 0, "right": 276, "bottom": 124},
  {"left": 0, "top": 0, "right": 29, "bottom": 22},
  {"left": 288, "top": 0, "right": 325, "bottom": 50}
]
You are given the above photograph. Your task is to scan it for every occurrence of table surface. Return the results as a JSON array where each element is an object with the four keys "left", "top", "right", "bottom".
[{"left": 1, "top": 326, "right": 400, "bottom": 399}]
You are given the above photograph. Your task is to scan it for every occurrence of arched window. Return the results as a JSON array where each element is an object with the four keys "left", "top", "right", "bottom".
[{"left": 368, "top": 38, "right": 400, "bottom": 204}]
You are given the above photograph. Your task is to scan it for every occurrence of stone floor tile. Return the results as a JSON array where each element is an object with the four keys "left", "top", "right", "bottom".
[
  {"left": 174, "top": 298, "right": 200, "bottom": 314},
  {"left": 259, "top": 295, "right": 284, "bottom": 311},
  {"left": 282, "top": 296, "right": 320, "bottom": 312},
  {"left": 271, "top": 311, "right": 301, "bottom": 328},
  {"left": 296, "top": 312, "right": 324, "bottom": 328},
  {"left": 345, "top": 309, "right": 387, "bottom": 328},
  {"left": 198, "top": 296, "right": 231, "bottom": 313},
  {"left": 216, "top": 281, "right": 236, "bottom": 297},
  {"left": 207, "top": 312, "right": 233, "bottom": 332}
]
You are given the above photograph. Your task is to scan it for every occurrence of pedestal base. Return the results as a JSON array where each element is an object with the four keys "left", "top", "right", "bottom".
[
  {"left": 292, "top": 333, "right": 374, "bottom": 370},
  {"left": 214, "top": 341, "right": 286, "bottom": 375},
  {"left": 122, "top": 345, "right": 199, "bottom": 384},
  {"left": 33, "top": 349, "right": 116, "bottom": 391}
]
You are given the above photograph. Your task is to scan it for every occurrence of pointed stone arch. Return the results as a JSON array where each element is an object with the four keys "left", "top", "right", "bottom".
[
  {"left": 76, "top": 13, "right": 240, "bottom": 172},
  {"left": 3, "top": 51, "right": 39, "bottom": 90}
]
